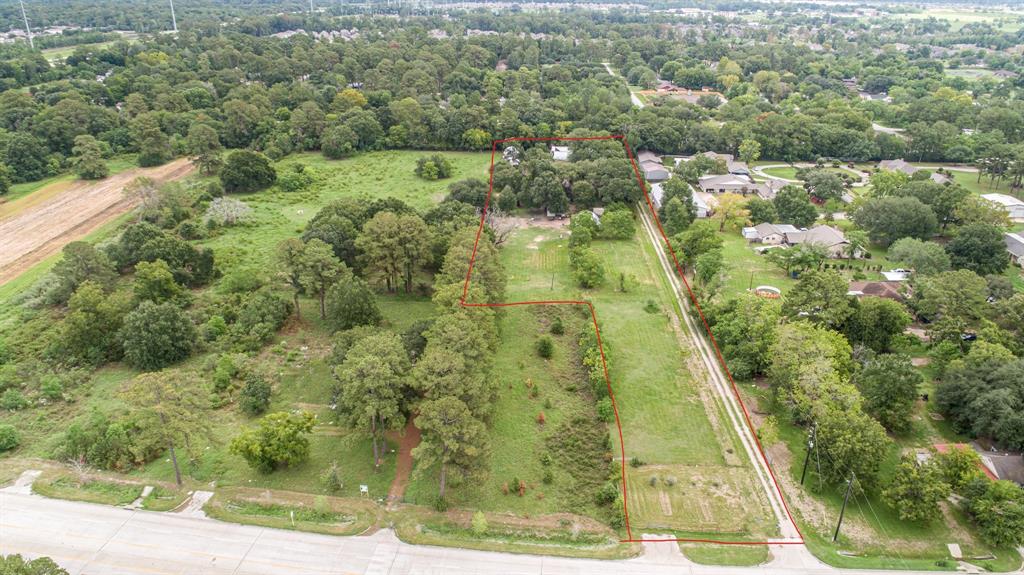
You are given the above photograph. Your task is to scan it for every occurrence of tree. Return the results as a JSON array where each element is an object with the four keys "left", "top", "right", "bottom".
[
  {"left": 357, "top": 212, "right": 432, "bottom": 293},
  {"left": 122, "top": 369, "right": 210, "bottom": 486},
  {"left": 185, "top": 123, "right": 223, "bottom": 175},
  {"left": 321, "top": 124, "right": 358, "bottom": 159},
  {"left": 334, "top": 332, "right": 409, "bottom": 469},
  {"left": 708, "top": 294, "right": 781, "bottom": 379},
  {"left": 782, "top": 270, "right": 852, "bottom": 329},
  {"left": 600, "top": 209, "right": 635, "bottom": 239},
  {"left": 856, "top": 354, "right": 922, "bottom": 433},
  {"left": 739, "top": 139, "right": 761, "bottom": 164},
  {"left": 0, "top": 162, "right": 11, "bottom": 195},
  {"left": 965, "top": 479, "right": 1024, "bottom": 547},
  {"left": 767, "top": 242, "right": 827, "bottom": 275},
  {"left": 133, "top": 259, "right": 187, "bottom": 305},
  {"left": 299, "top": 239, "right": 346, "bottom": 319},
  {"left": 0, "top": 554, "right": 68, "bottom": 575},
  {"left": 132, "top": 112, "right": 171, "bottom": 167},
  {"left": 413, "top": 396, "right": 489, "bottom": 499},
  {"left": 569, "top": 246, "right": 605, "bottom": 288},
  {"left": 803, "top": 170, "right": 844, "bottom": 202},
  {"left": 204, "top": 197, "right": 252, "bottom": 226},
  {"left": 672, "top": 220, "right": 724, "bottom": 271},
  {"left": 49, "top": 241, "right": 117, "bottom": 304},
  {"left": 869, "top": 170, "right": 910, "bottom": 197},
  {"left": 883, "top": 456, "right": 950, "bottom": 523},
  {"left": 325, "top": 276, "right": 382, "bottom": 331},
  {"left": 852, "top": 196, "right": 937, "bottom": 246},
  {"left": 773, "top": 186, "right": 817, "bottom": 228},
  {"left": 815, "top": 403, "right": 891, "bottom": 487},
  {"left": 220, "top": 150, "right": 277, "bottom": 193},
  {"left": 276, "top": 238, "right": 306, "bottom": 321},
  {"left": 939, "top": 445, "right": 986, "bottom": 492},
  {"left": 888, "top": 237, "right": 950, "bottom": 276},
  {"left": 71, "top": 135, "right": 107, "bottom": 179},
  {"left": 712, "top": 192, "right": 749, "bottom": 231},
  {"left": 415, "top": 154, "right": 454, "bottom": 180},
  {"left": 230, "top": 411, "right": 316, "bottom": 473},
  {"left": 946, "top": 223, "right": 1010, "bottom": 276},
  {"left": 845, "top": 296, "right": 911, "bottom": 353},
  {"left": 120, "top": 301, "right": 196, "bottom": 371},
  {"left": 914, "top": 269, "right": 988, "bottom": 323},
  {"left": 745, "top": 197, "right": 777, "bottom": 225},
  {"left": 956, "top": 194, "right": 1012, "bottom": 229},
  {"left": 61, "top": 281, "right": 131, "bottom": 365}
]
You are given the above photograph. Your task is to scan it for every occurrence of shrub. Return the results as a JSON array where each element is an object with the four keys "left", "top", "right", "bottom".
[
  {"left": 415, "top": 154, "right": 453, "bottom": 180},
  {"left": 536, "top": 336, "right": 554, "bottom": 359},
  {"left": 120, "top": 301, "right": 196, "bottom": 371},
  {"left": 277, "top": 165, "right": 315, "bottom": 192},
  {"left": 0, "top": 389, "right": 28, "bottom": 411},
  {"left": 596, "top": 481, "right": 618, "bottom": 505},
  {"left": 597, "top": 397, "right": 615, "bottom": 422},
  {"left": 220, "top": 150, "right": 277, "bottom": 193},
  {"left": 320, "top": 462, "right": 343, "bottom": 492},
  {"left": 542, "top": 470, "right": 554, "bottom": 485},
  {"left": 239, "top": 373, "right": 272, "bottom": 415},
  {"left": 549, "top": 317, "right": 564, "bottom": 335},
  {"left": 229, "top": 411, "right": 316, "bottom": 473},
  {"left": 471, "top": 510, "right": 488, "bottom": 535},
  {"left": 0, "top": 424, "right": 20, "bottom": 451}
]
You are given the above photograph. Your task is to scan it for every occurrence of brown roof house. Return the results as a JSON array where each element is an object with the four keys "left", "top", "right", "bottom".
[
  {"left": 784, "top": 225, "right": 854, "bottom": 259},
  {"left": 847, "top": 281, "right": 909, "bottom": 300}
]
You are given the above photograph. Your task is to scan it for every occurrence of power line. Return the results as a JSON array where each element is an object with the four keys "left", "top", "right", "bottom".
[
  {"left": 19, "top": 0, "right": 33, "bottom": 50},
  {"left": 169, "top": 0, "right": 178, "bottom": 34}
]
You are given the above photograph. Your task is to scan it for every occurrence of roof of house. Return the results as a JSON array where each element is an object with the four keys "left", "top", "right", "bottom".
[
  {"left": 640, "top": 160, "right": 669, "bottom": 174},
  {"left": 930, "top": 172, "right": 951, "bottom": 185},
  {"left": 698, "top": 174, "right": 752, "bottom": 187},
  {"left": 701, "top": 151, "right": 735, "bottom": 162},
  {"left": 649, "top": 182, "right": 665, "bottom": 207},
  {"left": 636, "top": 150, "right": 660, "bottom": 163},
  {"left": 847, "top": 281, "right": 906, "bottom": 300},
  {"left": 785, "top": 225, "right": 847, "bottom": 247},
  {"left": 753, "top": 222, "right": 799, "bottom": 238},
  {"left": 983, "top": 193, "right": 1024, "bottom": 208},
  {"left": 878, "top": 159, "right": 917, "bottom": 175},
  {"left": 1006, "top": 233, "right": 1024, "bottom": 258}
]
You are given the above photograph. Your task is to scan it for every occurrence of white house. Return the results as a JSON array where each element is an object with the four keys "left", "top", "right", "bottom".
[
  {"left": 697, "top": 174, "right": 776, "bottom": 199},
  {"left": 744, "top": 222, "right": 799, "bottom": 245},
  {"left": 982, "top": 194, "right": 1024, "bottom": 221},
  {"left": 1006, "top": 232, "right": 1024, "bottom": 267},
  {"left": 693, "top": 193, "right": 710, "bottom": 218},
  {"left": 785, "top": 225, "right": 853, "bottom": 259},
  {"left": 551, "top": 145, "right": 571, "bottom": 162}
]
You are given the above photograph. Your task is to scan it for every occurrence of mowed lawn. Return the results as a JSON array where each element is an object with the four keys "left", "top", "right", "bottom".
[{"left": 478, "top": 223, "right": 776, "bottom": 538}]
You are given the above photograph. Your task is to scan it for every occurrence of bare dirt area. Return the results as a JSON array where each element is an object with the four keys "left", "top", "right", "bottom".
[
  {"left": 0, "top": 158, "right": 194, "bottom": 285},
  {"left": 386, "top": 417, "right": 422, "bottom": 507}
]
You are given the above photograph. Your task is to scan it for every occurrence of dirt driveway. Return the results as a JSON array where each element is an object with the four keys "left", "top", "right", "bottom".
[{"left": 0, "top": 158, "right": 194, "bottom": 285}]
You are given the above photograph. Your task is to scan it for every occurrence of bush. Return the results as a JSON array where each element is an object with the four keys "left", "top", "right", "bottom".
[
  {"left": 120, "top": 301, "right": 196, "bottom": 371},
  {"left": 0, "top": 424, "right": 20, "bottom": 451},
  {"left": 277, "top": 165, "right": 315, "bottom": 192},
  {"left": 536, "top": 336, "right": 554, "bottom": 359},
  {"left": 0, "top": 389, "right": 28, "bottom": 411},
  {"left": 471, "top": 510, "right": 488, "bottom": 535},
  {"left": 597, "top": 397, "right": 615, "bottom": 422},
  {"left": 229, "top": 411, "right": 316, "bottom": 473},
  {"left": 325, "top": 277, "right": 382, "bottom": 332},
  {"left": 239, "top": 373, "right": 272, "bottom": 415},
  {"left": 220, "top": 150, "right": 277, "bottom": 193},
  {"left": 320, "top": 462, "right": 343, "bottom": 492},
  {"left": 549, "top": 317, "right": 564, "bottom": 335},
  {"left": 414, "top": 154, "right": 454, "bottom": 180}
]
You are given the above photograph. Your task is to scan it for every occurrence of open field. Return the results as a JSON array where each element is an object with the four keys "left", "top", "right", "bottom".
[
  {"left": 0, "top": 158, "right": 194, "bottom": 285},
  {"left": 459, "top": 222, "right": 778, "bottom": 540},
  {"left": 945, "top": 68, "right": 998, "bottom": 81},
  {"left": 890, "top": 9, "right": 1024, "bottom": 32}
]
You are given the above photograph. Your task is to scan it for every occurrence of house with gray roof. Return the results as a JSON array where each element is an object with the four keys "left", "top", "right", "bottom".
[
  {"left": 637, "top": 150, "right": 670, "bottom": 182},
  {"left": 1006, "top": 232, "right": 1024, "bottom": 267},
  {"left": 785, "top": 225, "right": 852, "bottom": 258}
]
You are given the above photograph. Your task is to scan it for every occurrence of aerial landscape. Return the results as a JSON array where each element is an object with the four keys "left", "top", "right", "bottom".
[{"left": 2, "top": 0, "right": 1024, "bottom": 573}]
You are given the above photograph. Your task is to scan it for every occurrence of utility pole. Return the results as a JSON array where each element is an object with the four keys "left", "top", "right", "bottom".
[
  {"left": 310, "top": 0, "right": 314, "bottom": 14},
  {"left": 832, "top": 472, "right": 855, "bottom": 543},
  {"left": 169, "top": 0, "right": 178, "bottom": 34},
  {"left": 19, "top": 0, "right": 33, "bottom": 50},
  {"left": 800, "top": 423, "right": 816, "bottom": 485}
]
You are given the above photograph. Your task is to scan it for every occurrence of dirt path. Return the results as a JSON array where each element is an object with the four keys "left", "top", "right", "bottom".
[
  {"left": 386, "top": 417, "right": 421, "bottom": 507},
  {"left": 0, "top": 158, "right": 195, "bottom": 285}
]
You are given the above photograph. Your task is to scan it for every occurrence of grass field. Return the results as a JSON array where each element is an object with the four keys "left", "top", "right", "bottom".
[
  {"left": 455, "top": 222, "right": 778, "bottom": 540},
  {"left": 760, "top": 166, "right": 861, "bottom": 183},
  {"left": 890, "top": 9, "right": 1024, "bottom": 32},
  {"left": 945, "top": 68, "right": 998, "bottom": 81}
]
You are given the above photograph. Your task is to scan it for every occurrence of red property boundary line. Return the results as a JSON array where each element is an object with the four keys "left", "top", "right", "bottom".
[{"left": 459, "top": 135, "right": 804, "bottom": 546}]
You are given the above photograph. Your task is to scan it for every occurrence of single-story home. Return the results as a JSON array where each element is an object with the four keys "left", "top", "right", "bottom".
[
  {"left": 983, "top": 194, "right": 1024, "bottom": 220},
  {"left": 847, "top": 281, "right": 908, "bottom": 300},
  {"left": 1006, "top": 232, "right": 1024, "bottom": 267},
  {"left": 786, "top": 225, "right": 853, "bottom": 259},
  {"left": 881, "top": 269, "right": 912, "bottom": 281},
  {"left": 551, "top": 145, "right": 571, "bottom": 162},
  {"left": 878, "top": 159, "right": 952, "bottom": 185},
  {"left": 743, "top": 222, "right": 800, "bottom": 245},
  {"left": 701, "top": 151, "right": 750, "bottom": 175},
  {"left": 637, "top": 150, "right": 670, "bottom": 182},
  {"left": 649, "top": 182, "right": 711, "bottom": 218},
  {"left": 697, "top": 174, "right": 776, "bottom": 199}
]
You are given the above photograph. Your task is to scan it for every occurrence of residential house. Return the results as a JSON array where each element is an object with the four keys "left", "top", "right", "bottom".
[
  {"left": 693, "top": 193, "right": 711, "bottom": 218},
  {"left": 847, "top": 281, "right": 908, "bottom": 300},
  {"left": 743, "top": 222, "right": 799, "bottom": 245},
  {"left": 637, "top": 150, "right": 670, "bottom": 182},
  {"left": 551, "top": 145, "right": 571, "bottom": 162},
  {"left": 1006, "top": 232, "right": 1024, "bottom": 267},
  {"left": 983, "top": 194, "right": 1024, "bottom": 220},
  {"left": 701, "top": 151, "right": 750, "bottom": 175},
  {"left": 502, "top": 146, "right": 521, "bottom": 166},
  {"left": 879, "top": 159, "right": 952, "bottom": 184},
  {"left": 785, "top": 225, "right": 852, "bottom": 258},
  {"left": 649, "top": 182, "right": 710, "bottom": 218},
  {"left": 994, "top": 70, "right": 1019, "bottom": 80},
  {"left": 697, "top": 174, "right": 777, "bottom": 200}
]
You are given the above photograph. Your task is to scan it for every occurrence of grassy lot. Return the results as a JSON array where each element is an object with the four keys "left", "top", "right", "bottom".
[
  {"left": 450, "top": 222, "right": 777, "bottom": 540},
  {"left": 760, "top": 166, "right": 861, "bottom": 183},
  {"left": 945, "top": 68, "right": 998, "bottom": 81},
  {"left": 33, "top": 474, "right": 143, "bottom": 506},
  {"left": 947, "top": 170, "right": 1017, "bottom": 196},
  {"left": 680, "top": 543, "right": 769, "bottom": 566},
  {"left": 890, "top": 9, "right": 1024, "bottom": 32}
]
